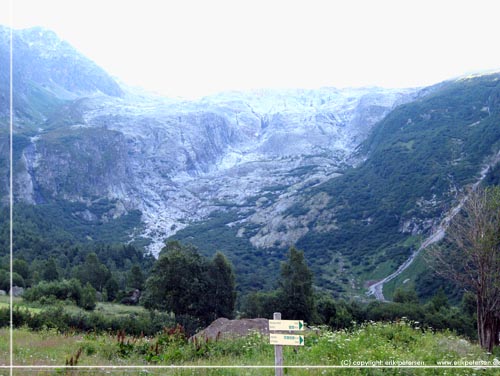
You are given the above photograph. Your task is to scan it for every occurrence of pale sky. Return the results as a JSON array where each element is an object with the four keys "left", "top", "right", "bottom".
[{"left": 1, "top": 0, "right": 500, "bottom": 98}]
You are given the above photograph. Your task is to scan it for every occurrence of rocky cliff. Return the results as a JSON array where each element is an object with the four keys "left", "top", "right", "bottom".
[
  {"left": 13, "top": 84, "right": 417, "bottom": 254},
  {"left": 0, "top": 27, "right": 421, "bottom": 254}
]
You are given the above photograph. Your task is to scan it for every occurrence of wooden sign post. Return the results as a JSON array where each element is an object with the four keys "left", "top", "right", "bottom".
[
  {"left": 273, "top": 312, "right": 284, "bottom": 376},
  {"left": 270, "top": 312, "right": 304, "bottom": 376}
]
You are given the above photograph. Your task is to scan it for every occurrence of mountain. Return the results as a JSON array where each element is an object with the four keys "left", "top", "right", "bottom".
[
  {"left": 164, "top": 77, "right": 500, "bottom": 295},
  {"left": 0, "top": 26, "right": 122, "bottom": 123},
  {"left": 1, "top": 26, "right": 499, "bottom": 299},
  {"left": 0, "top": 24, "right": 124, "bottom": 201},
  {"left": 170, "top": 74, "right": 500, "bottom": 295}
]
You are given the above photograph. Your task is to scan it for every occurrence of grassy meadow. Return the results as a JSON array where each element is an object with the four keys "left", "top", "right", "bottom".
[{"left": 1, "top": 318, "right": 498, "bottom": 375}]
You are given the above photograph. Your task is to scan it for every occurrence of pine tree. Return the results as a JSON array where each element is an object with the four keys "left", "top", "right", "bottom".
[
  {"left": 127, "top": 264, "right": 145, "bottom": 290},
  {"left": 207, "top": 252, "right": 236, "bottom": 320},
  {"left": 278, "top": 247, "right": 315, "bottom": 322},
  {"left": 75, "top": 252, "right": 110, "bottom": 291},
  {"left": 42, "top": 258, "right": 59, "bottom": 282}
]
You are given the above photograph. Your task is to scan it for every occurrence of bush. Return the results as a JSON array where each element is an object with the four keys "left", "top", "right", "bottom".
[
  {"left": 23, "top": 279, "right": 83, "bottom": 304},
  {"left": 78, "top": 283, "right": 97, "bottom": 310},
  {"left": 0, "top": 270, "right": 25, "bottom": 290},
  {"left": 13, "top": 306, "right": 175, "bottom": 336},
  {"left": 393, "top": 286, "right": 419, "bottom": 304},
  {"left": 240, "top": 290, "right": 280, "bottom": 319},
  {"left": 0, "top": 307, "right": 33, "bottom": 328},
  {"left": 314, "top": 294, "right": 337, "bottom": 325}
]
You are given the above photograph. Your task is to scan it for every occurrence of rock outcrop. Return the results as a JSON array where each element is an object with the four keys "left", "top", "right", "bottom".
[{"left": 190, "top": 317, "right": 270, "bottom": 341}]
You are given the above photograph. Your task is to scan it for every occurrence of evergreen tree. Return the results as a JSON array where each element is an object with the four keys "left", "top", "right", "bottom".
[
  {"left": 142, "top": 241, "right": 209, "bottom": 322},
  {"left": 104, "top": 276, "right": 119, "bottom": 301},
  {"left": 278, "top": 247, "right": 315, "bottom": 322},
  {"left": 42, "top": 258, "right": 59, "bottom": 282},
  {"left": 207, "top": 252, "right": 236, "bottom": 320},
  {"left": 75, "top": 252, "right": 110, "bottom": 291},
  {"left": 127, "top": 264, "right": 145, "bottom": 290}
]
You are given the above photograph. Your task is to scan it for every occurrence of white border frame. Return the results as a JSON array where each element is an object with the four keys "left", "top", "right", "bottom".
[{"left": 4, "top": 1, "right": 499, "bottom": 374}]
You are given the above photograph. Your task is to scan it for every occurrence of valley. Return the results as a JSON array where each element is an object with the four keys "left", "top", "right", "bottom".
[
  {"left": 1, "top": 26, "right": 500, "bottom": 301},
  {"left": 1, "top": 24, "right": 500, "bottom": 372}
]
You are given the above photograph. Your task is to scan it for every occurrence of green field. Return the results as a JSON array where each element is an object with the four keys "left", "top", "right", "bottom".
[
  {"left": 0, "top": 296, "right": 41, "bottom": 314},
  {"left": 0, "top": 319, "right": 498, "bottom": 375},
  {"left": 0, "top": 295, "right": 148, "bottom": 317}
]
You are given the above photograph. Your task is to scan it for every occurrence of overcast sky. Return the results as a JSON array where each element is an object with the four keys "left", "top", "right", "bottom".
[{"left": 1, "top": 0, "right": 500, "bottom": 98}]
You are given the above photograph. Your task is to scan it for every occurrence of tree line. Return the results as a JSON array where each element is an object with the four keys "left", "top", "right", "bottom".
[
  {"left": 3, "top": 240, "right": 481, "bottom": 343},
  {"left": 2, "top": 187, "right": 498, "bottom": 351}
]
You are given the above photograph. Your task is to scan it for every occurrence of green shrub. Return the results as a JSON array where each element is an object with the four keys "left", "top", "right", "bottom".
[
  {"left": 23, "top": 279, "right": 82, "bottom": 304},
  {"left": 0, "top": 271, "right": 25, "bottom": 290},
  {"left": 0, "top": 306, "right": 33, "bottom": 328},
  {"left": 240, "top": 290, "right": 280, "bottom": 318},
  {"left": 78, "top": 283, "right": 97, "bottom": 311},
  {"left": 27, "top": 305, "right": 70, "bottom": 332}
]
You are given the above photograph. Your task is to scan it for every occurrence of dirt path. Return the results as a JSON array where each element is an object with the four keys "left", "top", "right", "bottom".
[{"left": 366, "top": 151, "right": 500, "bottom": 301}]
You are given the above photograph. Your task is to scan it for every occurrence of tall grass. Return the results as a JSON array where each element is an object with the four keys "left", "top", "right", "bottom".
[{"left": 0, "top": 319, "right": 498, "bottom": 375}]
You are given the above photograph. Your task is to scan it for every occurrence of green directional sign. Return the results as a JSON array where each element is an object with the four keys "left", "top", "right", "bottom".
[
  {"left": 270, "top": 334, "right": 304, "bottom": 346},
  {"left": 269, "top": 320, "right": 304, "bottom": 331}
]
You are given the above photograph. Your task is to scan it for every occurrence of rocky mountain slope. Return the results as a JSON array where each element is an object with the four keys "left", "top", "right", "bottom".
[
  {"left": 1, "top": 27, "right": 418, "bottom": 253},
  {"left": 170, "top": 75, "right": 500, "bottom": 294},
  {"left": 2, "top": 26, "right": 499, "bottom": 298}
]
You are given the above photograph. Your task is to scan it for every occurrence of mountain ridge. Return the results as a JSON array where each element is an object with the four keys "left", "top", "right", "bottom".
[{"left": 2, "top": 26, "right": 499, "bottom": 299}]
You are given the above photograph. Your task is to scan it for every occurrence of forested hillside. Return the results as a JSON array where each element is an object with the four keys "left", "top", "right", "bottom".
[{"left": 172, "top": 74, "right": 500, "bottom": 298}]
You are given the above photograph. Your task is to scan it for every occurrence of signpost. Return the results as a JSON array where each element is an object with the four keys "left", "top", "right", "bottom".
[
  {"left": 270, "top": 312, "right": 305, "bottom": 376},
  {"left": 269, "top": 320, "right": 304, "bottom": 331},
  {"left": 270, "top": 334, "right": 304, "bottom": 346}
]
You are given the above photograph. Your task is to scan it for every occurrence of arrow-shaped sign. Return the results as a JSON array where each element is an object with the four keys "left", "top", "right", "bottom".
[
  {"left": 269, "top": 320, "right": 304, "bottom": 331},
  {"left": 269, "top": 334, "right": 305, "bottom": 346}
]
